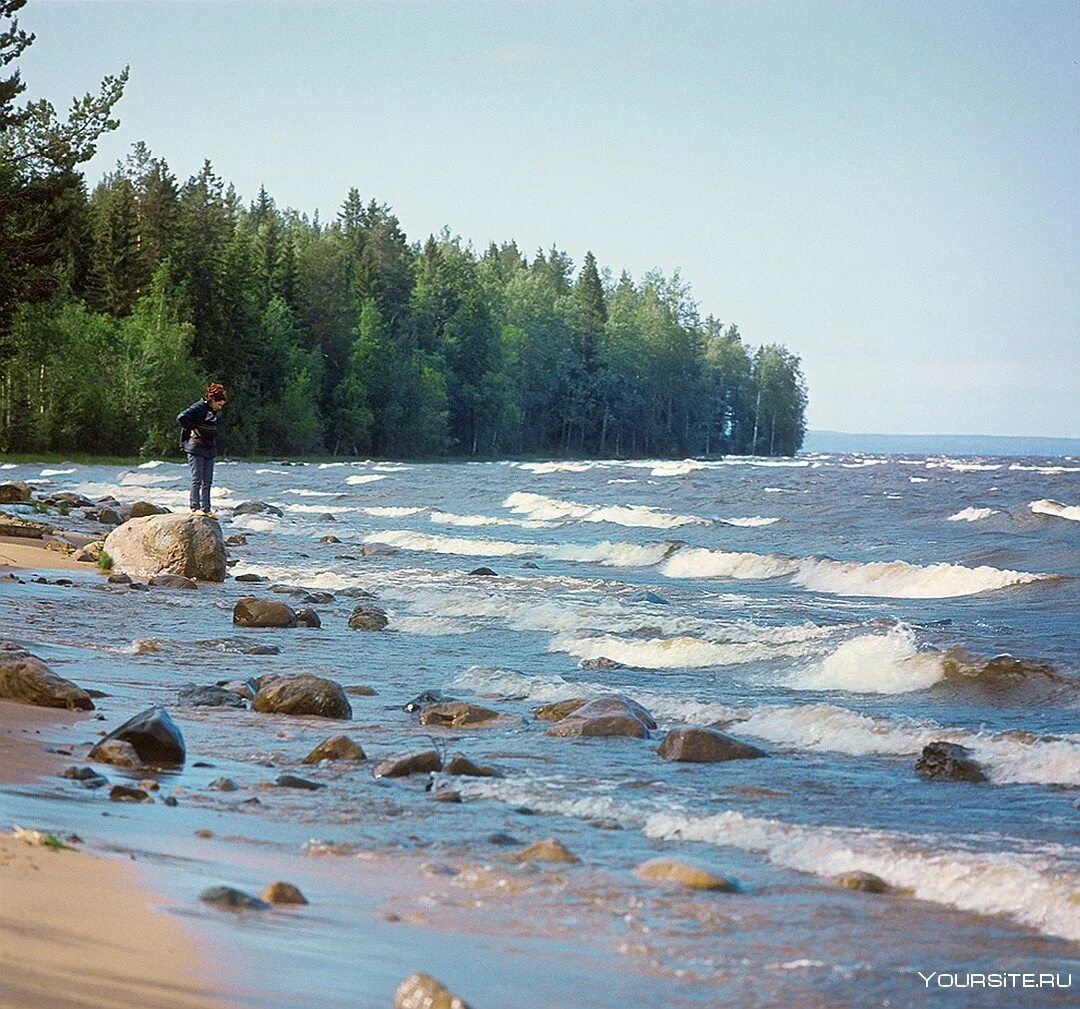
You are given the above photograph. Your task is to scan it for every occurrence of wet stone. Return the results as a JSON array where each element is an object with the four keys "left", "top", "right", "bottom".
[
  {"left": 635, "top": 858, "right": 739, "bottom": 892},
  {"left": 833, "top": 871, "right": 892, "bottom": 894},
  {"left": 658, "top": 726, "right": 768, "bottom": 763},
  {"left": 301, "top": 735, "right": 365, "bottom": 764},
  {"left": 914, "top": 741, "right": 989, "bottom": 783},
  {"left": 110, "top": 785, "right": 151, "bottom": 803},
  {"left": 372, "top": 750, "right": 442, "bottom": 778},
  {"left": 393, "top": 973, "right": 472, "bottom": 1009},
  {"left": 509, "top": 837, "right": 578, "bottom": 863},
  {"left": 177, "top": 684, "right": 247, "bottom": 708},
  {"left": 276, "top": 774, "right": 325, "bottom": 790},
  {"left": 199, "top": 885, "right": 270, "bottom": 911},
  {"left": 261, "top": 881, "right": 308, "bottom": 905}
]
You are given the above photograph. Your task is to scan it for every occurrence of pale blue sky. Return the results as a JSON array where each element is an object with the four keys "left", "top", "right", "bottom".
[{"left": 22, "top": 0, "right": 1080, "bottom": 436}]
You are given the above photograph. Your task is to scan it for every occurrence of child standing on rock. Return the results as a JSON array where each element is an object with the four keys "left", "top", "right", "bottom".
[{"left": 178, "top": 383, "right": 227, "bottom": 517}]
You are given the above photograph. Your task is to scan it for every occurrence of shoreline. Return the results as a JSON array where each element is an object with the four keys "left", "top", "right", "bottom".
[{"left": 0, "top": 701, "right": 234, "bottom": 1009}]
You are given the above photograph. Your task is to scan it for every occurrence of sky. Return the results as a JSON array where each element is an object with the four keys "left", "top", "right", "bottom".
[{"left": 18, "top": 0, "right": 1080, "bottom": 437}]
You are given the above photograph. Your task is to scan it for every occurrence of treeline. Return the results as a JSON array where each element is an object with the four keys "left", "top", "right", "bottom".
[{"left": 0, "top": 2, "right": 807, "bottom": 460}]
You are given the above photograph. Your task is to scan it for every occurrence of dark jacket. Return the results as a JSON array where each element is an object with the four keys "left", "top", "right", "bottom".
[{"left": 177, "top": 399, "right": 219, "bottom": 459}]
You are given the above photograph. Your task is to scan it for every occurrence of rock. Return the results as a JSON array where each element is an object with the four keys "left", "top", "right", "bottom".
[
  {"left": 546, "top": 696, "right": 655, "bottom": 739},
  {"left": 217, "top": 678, "right": 257, "bottom": 700},
  {"left": 233, "top": 572, "right": 267, "bottom": 583},
  {"left": 372, "top": 750, "right": 443, "bottom": 778},
  {"left": 208, "top": 777, "right": 237, "bottom": 791},
  {"left": 276, "top": 774, "right": 325, "bottom": 790},
  {"left": 343, "top": 684, "right": 377, "bottom": 697},
  {"left": 509, "top": 838, "right": 578, "bottom": 864},
  {"left": 914, "top": 741, "right": 989, "bottom": 783},
  {"left": 51, "top": 491, "right": 93, "bottom": 508},
  {"left": 579, "top": 656, "right": 626, "bottom": 670},
  {"left": 833, "top": 871, "right": 892, "bottom": 894},
  {"left": 487, "top": 832, "right": 520, "bottom": 846},
  {"left": 260, "top": 881, "right": 308, "bottom": 905},
  {"left": 347, "top": 602, "right": 389, "bottom": 630},
  {"left": 0, "top": 481, "right": 32, "bottom": 503},
  {"left": 199, "top": 886, "right": 270, "bottom": 911},
  {"left": 110, "top": 784, "right": 152, "bottom": 803},
  {"left": 0, "top": 515, "right": 51, "bottom": 538},
  {"left": 360, "top": 543, "right": 397, "bottom": 557},
  {"left": 635, "top": 858, "right": 739, "bottom": 892},
  {"left": 104, "top": 513, "right": 226, "bottom": 581},
  {"left": 232, "top": 501, "right": 283, "bottom": 517},
  {"left": 418, "top": 701, "right": 502, "bottom": 728},
  {"left": 89, "top": 707, "right": 186, "bottom": 766},
  {"left": 519, "top": 561, "right": 540, "bottom": 570},
  {"left": 128, "top": 501, "right": 167, "bottom": 518},
  {"left": 60, "top": 766, "right": 108, "bottom": 788},
  {"left": 393, "top": 973, "right": 472, "bottom": 1009},
  {"left": 90, "top": 739, "right": 142, "bottom": 769},
  {"left": 225, "top": 534, "right": 247, "bottom": 546},
  {"left": 319, "top": 535, "right": 341, "bottom": 544},
  {"left": 0, "top": 653, "right": 94, "bottom": 711},
  {"left": 253, "top": 675, "right": 352, "bottom": 720},
  {"left": 658, "top": 726, "right": 768, "bottom": 762},
  {"left": 445, "top": 755, "right": 500, "bottom": 777},
  {"left": 627, "top": 590, "right": 670, "bottom": 605},
  {"left": 532, "top": 698, "right": 587, "bottom": 722},
  {"left": 431, "top": 789, "right": 462, "bottom": 803},
  {"left": 233, "top": 596, "right": 298, "bottom": 628},
  {"left": 468, "top": 566, "right": 498, "bottom": 577},
  {"left": 295, "top": 607, "right": 321, "bottom": 628},
  {"left": 177, "top": 684, "right": 247, "bottom": 708},
  {"left": 338, "top": 587, "right": 377, "bottom": 599},
  {"left": 199, "top": 637, "right": 280, "bottom": 656},
  {"left": 86, "top": 505, "right": 123, "bottom": 525},
  {"left": 107, "top": 572, "right": 133, "bottom": 585},
  {"left": 302, "top": 735, "right": 365, "bottom": 764},
  {"left": 149, "top": 573, "right": 198, "bottom": 590},
  {"left": 404, "top": 690, "right": 446, "bottom": 713}
]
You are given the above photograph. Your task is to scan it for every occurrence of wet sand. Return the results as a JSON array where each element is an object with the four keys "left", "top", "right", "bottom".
[
  {"left": 0, "top": 702, "right": 234, "bottom": 1009},
  {"left": 0, "top": 535, "right": 90, "bottom": 573}
]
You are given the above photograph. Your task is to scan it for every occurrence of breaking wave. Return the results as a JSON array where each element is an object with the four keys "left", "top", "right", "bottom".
[
  {"left": 345, "top": 474, "right": 387, "bottom": 485},
  {"left": 1030, "top": 499, "right": 1080, "bottom": 522},
  {"left": 788, "top": 627, "right": 945, "bottom": 693},
  {"left": 719, "top": 516, "right": 782, "bottom": 527},
  {"left": 503, "top": 491, "right": 708, "bottom": 529},
  {"left": 947, "top": 507, "right": 1001, "bottom": 522}
]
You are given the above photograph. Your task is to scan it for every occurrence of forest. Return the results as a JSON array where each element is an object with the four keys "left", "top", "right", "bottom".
[{"left": 0, "top": 1, "right": 807, "bottom": 460}]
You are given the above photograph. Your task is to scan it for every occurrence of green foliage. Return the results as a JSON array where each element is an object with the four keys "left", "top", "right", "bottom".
[
  {"left": 96, "top": 549, "right": 112, "bottom": 572},
  {"left": 0, "top": 7, "right": 807, "bottom": 459}
]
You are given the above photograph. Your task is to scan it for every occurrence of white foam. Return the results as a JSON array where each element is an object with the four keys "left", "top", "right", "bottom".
[
  {"left": 909, "top": 476, "right": 929, "bottom": 483},
  {"left": 788, "top": 627, "right": 945, "bottom": 693},
  {"left": 318, "top": 462, "right": 348, "bottom": 469},
  {"left": 550, "top": 631, "right": 822, "bottom": 669},
  {"left": 282, "top": 504, "right": 360, "bottom": 514},
  {"left": 947, "top": 507, "right": 1000, "bottom": 522},
  {"left": 503, "top": 491, "right": 707, "bottom": 529},
  {"left": 256, "top": 468, "right": 290, "bottom": 475},
  {"left": 1010, "top": 463, "right": 1080, "bottom": 474},
  {"left": 39, "top": 468, "right": 75, "bottom": 476},
  {"left": 363, "top": 506, "right": 425, "bottom": 518},
  {"left": 0, "top": 463, "right": 16, "bottom": 469},
  {"left": 284, "top": 489, "right": 339, "bottom": 497},
  {"left": 345, "top": 474, "right": 387, "bottom": 485},
  {"left": 392, "top": 616, "right": 475, "bottom": 636},
  {"left": 229, "top": 514, "right": 281, "bottom": 532},
  {"left": 430, "top": 510, "right": 556, "bottom": 529},
  {"left": 136, "top": 460, "right": 167, "bottom": 469},
  {"left": 662, "top": 547, "right": 1054, "bottom": 598},
  {"left": 514, "top": 461, "right": 596, "bottom": 474},
  {"left": 720, "top": 516, "right": 782, "bottom": 527},
  {"left": 1030, "top": 499, "right": 1080, "bottom": 522}
]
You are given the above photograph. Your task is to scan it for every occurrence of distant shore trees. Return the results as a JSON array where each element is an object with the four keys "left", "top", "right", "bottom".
[{"left": 0, "top": 2, "right": 807, "bottom": 459}]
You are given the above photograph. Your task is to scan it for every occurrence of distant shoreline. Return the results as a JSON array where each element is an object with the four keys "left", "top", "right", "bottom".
[{"left": 803, "top": 431, "right": 1080, "bottom": 458}]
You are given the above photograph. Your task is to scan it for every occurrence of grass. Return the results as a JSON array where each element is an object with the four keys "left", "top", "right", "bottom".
[{"left": 96, "top": 550, "right": 113, "bottom": 572}]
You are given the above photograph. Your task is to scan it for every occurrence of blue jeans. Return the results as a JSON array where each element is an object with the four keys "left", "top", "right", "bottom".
[{"left": 187, "top": 454, "right": 214, "bottom": 511}]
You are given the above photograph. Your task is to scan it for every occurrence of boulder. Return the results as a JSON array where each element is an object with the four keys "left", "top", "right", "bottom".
[
  {"left": 509, "top": 838, "right": 578, "bottom": 864},
  {"left": 104, "top": 513, "right": 226, "bottom": 581},
  {"left": 579, "top": 656, "right": 627, "bottom": 670},
  {"left": 275, "top": 774, "right": 324, "bottom": 790},
  {"left": 833, "top": 871, "right": 892, "bottom": 894},
  {"left": 128, "top": 501, "right": 167, "bottom": 518},
  {"left": 233, "top": 572, "right": 267, "bottom": 583},
  {"left": 418, "top": 701, "right": 502, "bottom": 728},
  {"left": 0, "top": 653, "right": 94, "bottom": 711},
  {"left": 0, "top": 514, "right": 51, "bottom": 538},
  {"left": 431, "top": 788, "right": 462, "bottom": 803},
  {"left": 320, "top": 534, "right": 341, "bottom": 544},
  {"left": 90, "top": 739, "right": 141, "bottom": 769},
  {"left": 295, "top": 607, "right": 321, "bottom": 628},
  {"left": 301, "top": 735, "right": 365, "bottom": 764},
  {"left": 635, "top": 858, "right": 738, "bottom": 892},
  {"left": 360, "top": 543, "right": 396, "bottom": 557},
  {"left": 533, "top": 698, "right": 587, "bottom": 721},
  {"left": 86, "top": 505, "right": 123, "bottom": 525},
  {"left": 658, "top": 726, "right": 768, "bottom": 762},
  {"left": 225, "top": 534, "right": 247, "bottom": 546},
  {"left": 149, "top": 573, "right": 198, "bottom": 590},
  {"left": 232, "top": 501, "right": 283, "bottom": 517},
  {"left": 393, "top": 974, "right": 472, "bottom": 1009},
  {"left": 199, "top": 637, "right": 280, "bottom": 656},
  {"left": 233, "top": 596, "right": 297, "bottom": 628},
  {"left": 914, "top": 741, "right": 989, "bottom": 783},
  {"left": 627, "top": 590, "right": 670, "bottom": 605},
  {"left": 338, "top": 587, "right": 377, "bottom": 599},
  {"left": 347, "top": 602, "right": 389, "bottom": 630},
  {"left": 199, "top": 886, "right": 269, "bottom": 911},
  {"left": 110, "top": 784, "right": 151, "bottom": 803},
  {"left": 176, "top": 684, "right": 246, "bottom": 709},
  {"left": 343, "top": 684, "right": 377, "bottom": 697},
  {"left": 0, "top": 481, "right": 32, "bottom": 503},
  {"left": 107, "top": 572, "right": 133, "bottom": 585},
  {"left": 468, "top": 566, "right": 498, "bottom": 577},
  {"left": 89, "top": 707, "right": 185, "bottom": 766},
  {"left": 546, "top": 696, "right": 655, "bottom": 739},
  {"left": 372, "top": 750, "right": 442, "bottom": 778},
  {"left": 208, "top": 777, "right": 237, "bottom": 791},
  {"left": 253, "top": 675, "right": 352, "bottom": 720},
  {"left": 260, "top": 881, "right": 308, "bottom": 905},
  {"left": 445, "top": 754, "right": 500, "bottom": 777},
  {"left": 404, "top": 689, "right": 446, "bottom": 712}
]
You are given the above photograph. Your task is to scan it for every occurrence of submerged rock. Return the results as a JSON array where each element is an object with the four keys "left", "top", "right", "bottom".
[
  {"left": 295, "top": 607, "right": 321, "bottom": 628},
  {"left": 393, "top": 973, "right": 472, "bottom": 1009},
  {"left": 579, "top": 656, "right": 627, "bottom": 670},
  {"left": 431, "top": 789, "right": 462, "bottom": 803},
  {"left": 233, "top": 596, "right": 298, "bottom": 628},
  {"left": 468, "top": 566, "right": 498, "bottom": 577},
  {"left": 343, "top": 684, "right": 377, "bottom": 697},
  {"left": 404, "top": 689, "right": 446, "bottom": 713},
  {"left": 199, "top": 637, "right": 280, "bottom": 656},
  {"left": 445, "top": 754, "right": 500, "bottom": 777},
  {"left": 199, "top": 886, "right": 270, "bottom": 911},
  {"left": 627, "top": 589, "right": 670, "bottom": 605},
  {"left": 109, "top": 784, "right": 152, "bottom": 803},
  {"left": 658, "top": 726, "right": 768, "bottom": 762},
  {"left": 233, "top": 572, "right": 267, "bottom": 583},
  {"left": 532, "top": 698, "right": 587, "bottom": 721},
  {"left": 89, "top": 739, "right": 141, "bottom": 769},
  {"left": 0, "top": 652, "right": 94, "bottom": 711},
  {"left": 0, "top": 480, "right": 32, "bottom": 503},
  {"left": 833, "top": 871, "right": 892, "bottom": 894},
  {"left": 635, "top": 858, "right": 739, "bottom": 892},
  {"left": 260, "top": 881, "right": 308, "bottom": 905},
  {"left": 177, "top": 684, "right": 247, "bottom": 708},
  {"left": 914, "top": 741, "right": 989, "bottom": 783},
  {"left": 546, "top": 696, "right": 655, "bottom": 739},
  {"left": 509, "top": 837, "right": 579, "bottom": 864},
  {"left": 347, "top": 602, "right": 389, "bottom": 630},
  {"left": 232, "top": 501, "right": 283, "bottom": 517},
  {"left": 302, "top": 735, "right": 365, "bottom": 764},
  {"left": 253, "top": 675, "right": 352, "bottom": 720},
  {"left": 149, "top": 573, "right": 198, "bottom": 590},
  {"left": 373, "top": 750, "right": 443, "bottom": 778},
  {"left": 128, "top": 501, "right": 167, "bottom": 518},
  {"left": 104, "top": 513, "right": 226, "bottom": 581},
  {"left": 275, "top": 773, "right": 325, "bottom": 791},
  {"left": 418, "top": 701, "right": 502, "bottom": 728},
  {"left": 90, "top": 707, "right": 186, "bottom": 766}
]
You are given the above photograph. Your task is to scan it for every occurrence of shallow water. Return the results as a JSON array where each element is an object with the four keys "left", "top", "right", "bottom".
[{"left": 1, "top": 452, "right": 1078, "bottom": 1006}]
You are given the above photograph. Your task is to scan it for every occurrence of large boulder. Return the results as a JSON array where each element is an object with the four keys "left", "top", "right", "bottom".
[
  {"left": 347, "top": 602, "right": 389, "bottom": 631},
  {"left": 0, "top": 481, "right": 31, "bottom": 503},
  {"left": 546, "top": 696, "right": 655, "bottom": 739},
  {"left": 128, "top": 501, "right": 168, "bottom": 518},
  {"left": 0, "top": 650, "right": 94, "bottom": 710},
  {"left": 658, "top": 726, "right": 768, "bottom": 762},
  {"left": 533, "top": 698, "right": 587, "bottom": 721},
  {"left": 233, "top": 597, "right": 297, "bottom": 628},
  {"left": 394, "top": 974, "right": 471, "bottom": 1009},
  {"left": 253, "top": 675, "right": 352, "bottom": 719},
  {"left": 104, "top": 514, "right": 226, "bottom": 581},
  {"left": 914, "top": 741, "right": 988, "bottom": 783},
  {"left": 418, "top": 701, "right": 502, "bottom": 728},
  {"left": 89, "top": 706, "right": 185, "bottom": 766}
]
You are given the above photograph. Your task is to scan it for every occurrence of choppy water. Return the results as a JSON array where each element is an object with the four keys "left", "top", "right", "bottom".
[{"left": 2, "top": 452, "right": 1078, "bottom": 1007}]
